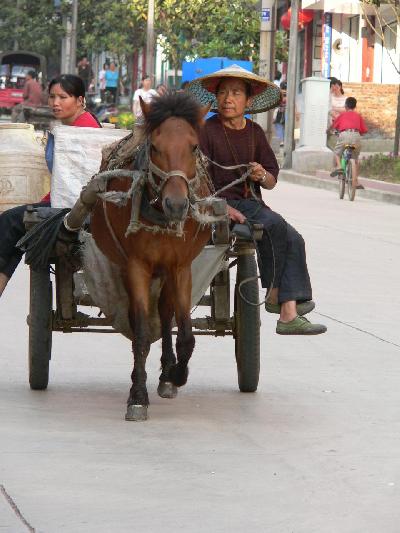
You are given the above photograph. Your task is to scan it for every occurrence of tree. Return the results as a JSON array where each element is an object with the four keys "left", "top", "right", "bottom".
[
  {"left": 156, "top": 0, "right": 286, "bottom": 74},
  {"left": 360, "top": 0, "right": 400, "bottom": 154},
  {"left": 0, "top": 0, "right": 63, "bottom": 72},
  {"left": 77, "top": 0, "right": 147, "bottom": 60}
]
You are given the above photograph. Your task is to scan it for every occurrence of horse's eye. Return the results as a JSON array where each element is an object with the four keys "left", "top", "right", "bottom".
[
  {"left": 151, "top": 144, "right": 158, "bottom": 153},
  {"left": 192, "top": 144, "right": 198, "bottom": 153}
]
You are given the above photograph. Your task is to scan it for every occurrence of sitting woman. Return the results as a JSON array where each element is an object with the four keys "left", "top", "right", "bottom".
[{"left": 0, "top": 74, "right": 100, "bottom": 297}]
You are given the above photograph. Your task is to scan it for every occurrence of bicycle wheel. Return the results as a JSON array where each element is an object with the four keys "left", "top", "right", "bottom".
[
  {"left": 338, "top": 167, "right": 345, "bottom": 199},
  {"left": 347, "top": 159, "right": 356, "bottom": 201}
]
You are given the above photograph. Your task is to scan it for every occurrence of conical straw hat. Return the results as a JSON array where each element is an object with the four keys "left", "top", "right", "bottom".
[{"left": 188, "top": 64, "right": 281, "bottom": 114}]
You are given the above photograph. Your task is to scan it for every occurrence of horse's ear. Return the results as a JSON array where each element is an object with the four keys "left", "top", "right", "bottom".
[
  {"left": 198, "top": 103, "right": 211, "bottom": 123},
  {"left": 139, "top": 96, "right": 151, "bottom": 117}
]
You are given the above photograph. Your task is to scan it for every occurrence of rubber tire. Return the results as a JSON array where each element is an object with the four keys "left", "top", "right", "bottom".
[
  {"left": 29, "top": 268, "right": 52, "bottom": 390},
  {"left": 347, "top": 160, "right": 356, "bottom": 201},
  {"left": 234, "top": 253, "right": 260, "bottom": 393},
  {"left": 339, "top": 175, "right": 345, "bottom": 199}
]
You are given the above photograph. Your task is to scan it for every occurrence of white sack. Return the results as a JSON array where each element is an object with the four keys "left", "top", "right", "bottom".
[
  {"left": 51, "top": 125, "right": 131, "bottom": 208},
  {"left": 80, "top": 232, "right": 228, "bottom": 342}
]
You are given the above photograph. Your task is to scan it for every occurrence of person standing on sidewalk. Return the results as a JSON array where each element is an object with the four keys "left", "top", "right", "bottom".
[
  {"left": 132, "top": 74, "right": 157, "bottom": 124},
  {"left": 104, "top": 62, "right": 119, "bottom": 104},
  {"left": 189, "top": 66, "right": 326, "bottom": 335}
]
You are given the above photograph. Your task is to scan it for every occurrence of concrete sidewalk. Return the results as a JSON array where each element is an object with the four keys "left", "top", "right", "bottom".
[{"left": 279, "top": 168, "right": 400, "bottom": 205}]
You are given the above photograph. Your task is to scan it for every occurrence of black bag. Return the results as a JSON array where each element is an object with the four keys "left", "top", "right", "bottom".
[{"left": 274, "top": 110, "right": 285, "bottom": 125}]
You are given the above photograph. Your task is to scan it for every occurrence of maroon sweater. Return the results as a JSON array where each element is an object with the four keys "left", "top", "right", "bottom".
[{"left": 199, "top": 114, "right": 279, "bottom": 200}]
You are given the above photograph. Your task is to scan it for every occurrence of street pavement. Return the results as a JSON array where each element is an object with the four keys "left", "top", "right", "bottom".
[{"left": 1, "top": 181, "right": 399, "bottom": 533}]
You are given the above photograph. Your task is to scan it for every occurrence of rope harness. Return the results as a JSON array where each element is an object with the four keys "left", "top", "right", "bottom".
[{"left": 95, "top": 143, "right": 254, "bottom": 259}]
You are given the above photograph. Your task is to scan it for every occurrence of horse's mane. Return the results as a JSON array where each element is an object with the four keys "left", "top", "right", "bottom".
[{"left": 144, "top": 90, "right": 202, "bottom": 134}]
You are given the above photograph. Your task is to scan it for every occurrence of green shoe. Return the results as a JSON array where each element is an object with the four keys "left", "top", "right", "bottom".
[
  {"left": 265, "top": 300, "right": 315, "bottom": 316},
  {"left": 276, "top": 315, "right": 327, "bottom": 335}
]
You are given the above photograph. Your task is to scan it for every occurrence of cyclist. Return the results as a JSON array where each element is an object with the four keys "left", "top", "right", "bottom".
[{"left": 330, "top": 97, "right": 368, "bottom": 189}]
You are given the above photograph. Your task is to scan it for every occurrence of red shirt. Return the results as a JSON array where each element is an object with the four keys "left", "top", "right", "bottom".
[
  {"left": 42, "top": 112, "right": 100, "bottom": 202},
  {"left": 332, "top": 110, "right": 368, "bottom": 134},
  {"left": 23, "top": 78, "right": 43, "bottom": 106}
]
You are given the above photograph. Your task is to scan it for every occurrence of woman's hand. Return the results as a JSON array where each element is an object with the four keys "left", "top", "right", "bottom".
[
  {"left": 248, "top": 162, "right": 276, "bottom": 189},
  {"left": 248, "top": 162, "right": 266, "bottom": 183},
  {"left": 227, "top": 205, "right": 246, "bottom": 224}
]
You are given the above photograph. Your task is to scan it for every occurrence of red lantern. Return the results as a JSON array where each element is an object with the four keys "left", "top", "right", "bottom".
[{"left": 280, "top": 8, "right": 314, "bottom": 31}]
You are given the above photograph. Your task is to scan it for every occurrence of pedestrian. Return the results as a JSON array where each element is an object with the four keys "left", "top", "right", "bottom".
[
  {"left": 77, "top": 56, "right": 94, "bottom": 92},
  {"left": 329, "top": 77, "right": 346, "bottom": 124},
  {"left": 11, "top": 70, "right": 43, "bottom": 122},
  {"left": 189, "top": 65, "right": 326, "bottom": 335},
  {"left": 104, "top": 62, "right": 119, "bottom": 104},
  {"left": 132, "top": 74, "right": 157, "bottom": 124},
  {"left": 273, "top": 80, "right": 286, "bottom": 147},
  {"left": 98, "top": 63, "right": 109, "bottom": 102},
  {"left": 273, "top": 70, "right": 282, "bottom": 87},
  {"left": 0, "top": 74, "right": 101, "bottom": 298},
  {"left": 330, "top": 96, "right": 367, "bottom": 189}
]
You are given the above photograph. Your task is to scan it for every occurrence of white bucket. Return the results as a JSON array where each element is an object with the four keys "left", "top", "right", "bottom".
[{"left": 0, "top": 123, "right": 50, "bottom": 212}]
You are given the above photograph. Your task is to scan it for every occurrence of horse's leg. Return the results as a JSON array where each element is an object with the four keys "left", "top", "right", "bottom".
[
  {"left": 157, "top": 284, "right": 178, "bottom": 399},
  {"left": 125, "top": 262, "right": 152, "bottom": 421},
  {"left": 168, "top": 267, "right": 194, "bottom": 387}
]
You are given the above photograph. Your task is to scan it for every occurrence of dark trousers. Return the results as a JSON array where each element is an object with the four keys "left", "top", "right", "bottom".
[
  {"left": 228, "top": 199, "right": 312, "bottom": 304},
  {"left": 0, "top": 201, "right": 50, "bottom": 279}
]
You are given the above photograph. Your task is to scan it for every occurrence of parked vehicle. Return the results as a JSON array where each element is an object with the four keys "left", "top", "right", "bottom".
[{"left": 0, "top": 51, "right": 47, "bottom": 113}]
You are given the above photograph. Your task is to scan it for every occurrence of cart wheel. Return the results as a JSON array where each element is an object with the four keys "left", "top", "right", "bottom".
[
  {"left": 234, "top": 253, "right": 260, "bottom": 393},
  {"left": 29, "top": 268, "right": 52, "bottom": 390}
]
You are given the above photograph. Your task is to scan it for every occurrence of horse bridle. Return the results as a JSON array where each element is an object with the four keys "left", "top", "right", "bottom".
[{"left": 146, "top": 143, "right": 202, "bottom": 204}]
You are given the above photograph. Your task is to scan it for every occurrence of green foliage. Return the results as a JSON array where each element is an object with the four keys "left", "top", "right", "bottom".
[
  {"left": 0, "top": 0, "right": 63, "bottom": 61},
  {"left": 77, "top": 0, "right": 147, "bottom": 60},
  {"left": 275, "top": 30, "right": 288, "bottom": 63},
  {"left": 117, "top": 111, "right": 135, "bottom": 130},
  {"left": 156, "top": 0, "right": 261, "bottom": 70},
  {"left": 360, "top": 153, "right": 400, "bottom": 183}
]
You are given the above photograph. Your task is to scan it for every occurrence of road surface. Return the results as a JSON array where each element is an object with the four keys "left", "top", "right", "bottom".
[{"left": 0, "top": 182, "right": 399, "bottom": 532}]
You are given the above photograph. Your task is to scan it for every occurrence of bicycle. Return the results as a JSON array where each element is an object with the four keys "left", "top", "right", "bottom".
[{"left": 338, "top": 144, "right": 357, "bottom": 201}]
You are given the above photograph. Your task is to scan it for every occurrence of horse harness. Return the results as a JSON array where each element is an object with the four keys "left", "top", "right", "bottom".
[{"left": 94, "top": 141, "right": 231, "bottom": 261}]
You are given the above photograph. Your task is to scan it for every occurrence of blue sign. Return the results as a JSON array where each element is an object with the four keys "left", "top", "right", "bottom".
[
  {"left": 261, "top": 8, "right": 271, "bottom": 22},
  {"left": 322, "top": 13, "right": 332, "bottom": 78}
]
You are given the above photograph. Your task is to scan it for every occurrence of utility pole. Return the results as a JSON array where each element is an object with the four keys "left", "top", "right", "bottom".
[
  {"left": 283, "top": 0, "right": 299, "bottom": 168},
  {"left": 258, "top": 0, "right": 276, "bottom": 142},
  {"left": 70, "top": 0, "right": 78, "bottom": 74},
  {"left": 146, "top": 0, "right": 155, "bottom": 80},
  {"left": 60, "top": 0, "right": 78, "bottom": 74},
  {"left": 13, "top": 0, "right": 23, "bottom": 51}
]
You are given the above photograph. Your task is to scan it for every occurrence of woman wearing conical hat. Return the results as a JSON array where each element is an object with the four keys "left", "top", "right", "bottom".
[{"left": 189, "top": 65, "right": 326, "bottom": 335}]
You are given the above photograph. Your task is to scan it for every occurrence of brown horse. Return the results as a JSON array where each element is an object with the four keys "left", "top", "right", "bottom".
[{"left": 91, "top": 92, "right": 213, "bottom": 420}]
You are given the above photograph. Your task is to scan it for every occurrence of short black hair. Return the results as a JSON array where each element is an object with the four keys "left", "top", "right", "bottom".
[
  {"left": 27, "top": 70, "right": 37, "bottom": 80},
  {"left": 49, "top": 74, "right": 85, "bottom": 97},
  {"left": 345, "top": 97, "right": 357, "bottom": 110}
]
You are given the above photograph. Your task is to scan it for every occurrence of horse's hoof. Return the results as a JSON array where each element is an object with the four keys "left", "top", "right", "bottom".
[
  {"left": 157, "top": 381, "right": 178, "bottom": 399},
  {"left": 125, "top": 404, "right": 148, "bottom": 421}
]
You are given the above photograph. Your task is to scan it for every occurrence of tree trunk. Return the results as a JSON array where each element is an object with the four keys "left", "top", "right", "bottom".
[{"left": 394, "top": 84, "right": 400, "bottom": 156}]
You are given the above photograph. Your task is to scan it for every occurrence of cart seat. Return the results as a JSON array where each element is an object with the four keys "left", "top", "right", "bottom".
[{"left": 231, "top": 223, "right": 263, "bottom": 242}]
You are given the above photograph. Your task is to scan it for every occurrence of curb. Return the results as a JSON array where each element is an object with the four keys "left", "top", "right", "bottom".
[{"left": 278, "top": 169, "right": 400, "bottom": 206}]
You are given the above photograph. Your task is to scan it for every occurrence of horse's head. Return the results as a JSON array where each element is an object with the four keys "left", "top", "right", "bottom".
[{"left": 140, "top": 91, "right": 210, "bottom": 222}]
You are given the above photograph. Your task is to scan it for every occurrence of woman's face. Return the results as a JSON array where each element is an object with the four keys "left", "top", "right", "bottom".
[
  {"left": 331, "top": 83, "right": 342, "bottom": 96},
  {"left": 48, "top": 83, "right": 84, "bottom": 123},
  {"left": 143, "top": 77, "right": 151, "bottom": 90}
]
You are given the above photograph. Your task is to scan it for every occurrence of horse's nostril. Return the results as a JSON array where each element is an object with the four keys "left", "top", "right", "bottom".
[{"left": 165, "top": 197, "right": 172, "bottom": 210}]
